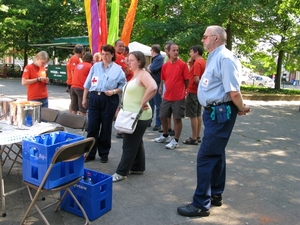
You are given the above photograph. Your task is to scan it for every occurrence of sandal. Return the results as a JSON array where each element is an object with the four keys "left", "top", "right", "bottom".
[
  {"left": 197, "top": 137, "right": 202, "bottom": 143},
  {"left": 182, "top": 137, "right": 198, "bottom": 145}
]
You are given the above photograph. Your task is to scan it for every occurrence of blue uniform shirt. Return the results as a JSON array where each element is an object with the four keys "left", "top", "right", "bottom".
[
  {"left": 197, "top": 45, "right": 241, "bottom": 106},
  {"left": 84, "top": 61, "right": 126, "bottom": 92}
]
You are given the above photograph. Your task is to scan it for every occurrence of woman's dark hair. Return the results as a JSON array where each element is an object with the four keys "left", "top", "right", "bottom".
[
  {"left": 129, "top": 51, "right": 146, "bottom": 68},
  {"left": 101, "top": 44, "right": 116, "bottom": 61}
]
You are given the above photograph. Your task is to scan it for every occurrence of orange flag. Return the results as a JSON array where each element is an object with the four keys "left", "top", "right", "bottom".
[{"left": 121, "top": 0, "right": 139, "bottom": 46}]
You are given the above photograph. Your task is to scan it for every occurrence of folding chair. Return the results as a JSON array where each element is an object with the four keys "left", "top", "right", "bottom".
[
  {"left": 41, "top": 107, "right": 60, "bottom": 122},
  {"left": 20, "top": 137, "right": 95, "bottom": 225},
  {"left": 55, "top": 113, "right": 88, "bottom": 135}
]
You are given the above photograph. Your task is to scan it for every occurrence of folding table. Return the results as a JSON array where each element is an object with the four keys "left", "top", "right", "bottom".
[{"left": 0, "top": 122, "right": 60, "bottom": 217}]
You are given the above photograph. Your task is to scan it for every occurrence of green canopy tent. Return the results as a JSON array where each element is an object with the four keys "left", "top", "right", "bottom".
[{"left": 29, "top": 36, "right": 89, "bottom": 84}]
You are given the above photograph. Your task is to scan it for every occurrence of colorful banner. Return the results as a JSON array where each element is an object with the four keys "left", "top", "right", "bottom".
[
  {"left": 121, "top": 0, "right": 139, "bottom": 46},
  {"left": 107, "top": 0, "right": 120, "bottom": 45},
  {"left": 99, "top": 0, "right": 108, "bottom": 50},
  {"left": 84, "top": 0, "right": 100, "bottom": 54}
]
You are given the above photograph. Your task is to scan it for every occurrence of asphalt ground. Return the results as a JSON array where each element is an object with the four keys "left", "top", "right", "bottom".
[{"left": 1, "top": 78, "right": 300, "bottom": 225}]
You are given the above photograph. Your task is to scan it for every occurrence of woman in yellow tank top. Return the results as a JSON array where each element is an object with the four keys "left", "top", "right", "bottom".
[{"left": 112, "top": 51, "right": 157, "bottom": 182}]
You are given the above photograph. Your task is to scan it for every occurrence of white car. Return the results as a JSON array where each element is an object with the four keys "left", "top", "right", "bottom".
[{"left": 241, "top": 75, "right": 274, "bottom": 88}]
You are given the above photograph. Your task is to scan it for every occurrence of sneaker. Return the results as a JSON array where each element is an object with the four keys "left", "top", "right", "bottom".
[
  {"left": 165, "top": 139, "right": 179, "bottom": 150},
  {"left": 152, "top": 125, "right": 161, "bottom": 131},
  {"left": 112, "top": 173, "right": 127, "bottom": 182},
  {"left": 155, "top": 134, "right": 172, "bottom": 143}
]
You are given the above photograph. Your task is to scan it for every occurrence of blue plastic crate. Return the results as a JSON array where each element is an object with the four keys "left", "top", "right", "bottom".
[
  {"left": 22, "top": 131, "right": 84, "bottom": 190},
  {"left": 60, "top": 169, "right": 112, "bottom": 221}
]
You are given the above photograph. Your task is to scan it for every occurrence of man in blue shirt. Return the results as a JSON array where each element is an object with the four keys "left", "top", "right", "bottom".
[
  {"left": 147, "top": 44, "right": 164, "bottom": 131},
  {"left": 177, "top": 25, "right": 251, "bottom": 217}
]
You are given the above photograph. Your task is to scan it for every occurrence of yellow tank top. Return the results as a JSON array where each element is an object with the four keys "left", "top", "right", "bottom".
[{"left": 123, "top": 77, "right": 152, "bottom": 120}]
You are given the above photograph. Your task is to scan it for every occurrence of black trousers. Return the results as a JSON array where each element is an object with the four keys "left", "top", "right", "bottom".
[
  {"left": 116, "top": 119, "right": 150, "bottom": 176},
  {"left": 87, "top": 92, "right": 119, "bottom": 158}
]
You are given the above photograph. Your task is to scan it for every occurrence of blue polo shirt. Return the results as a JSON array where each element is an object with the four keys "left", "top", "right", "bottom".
[
  {"left": 84, "top": 61, "right": 126, "bottom": 92},
  {"left": 197, "top": 45, "right": 241, "bottom": 106}
]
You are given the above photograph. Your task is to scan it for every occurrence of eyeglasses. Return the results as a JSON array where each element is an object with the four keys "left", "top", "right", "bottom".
[{"left": 202, "top": 35, "right": 216, "bottom": 40}]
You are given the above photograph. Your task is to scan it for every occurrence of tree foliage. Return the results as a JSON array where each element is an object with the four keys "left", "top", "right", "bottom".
[{"left": 0, "top": 0, "right": 299, "bottom": 90}]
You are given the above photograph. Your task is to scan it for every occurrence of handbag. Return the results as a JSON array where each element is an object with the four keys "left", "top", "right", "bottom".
[
  {"left": 114, "top": 108, "right": 143, "bottom": 134},
  {"left": 114, "top": 83, "right": 143, "bottom": 134}
]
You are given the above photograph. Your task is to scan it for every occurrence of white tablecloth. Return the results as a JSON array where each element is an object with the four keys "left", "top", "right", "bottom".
[{"left": 0, "top": 122, "right": 60, "bottom": 145}]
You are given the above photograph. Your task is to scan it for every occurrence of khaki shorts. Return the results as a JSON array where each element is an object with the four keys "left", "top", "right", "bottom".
[
  {"left": 160, "top": 99, "right": 185, "bottom": 119},
  {"left": 70, "top": 87, "right": 87, "bottom": 113},
  {"left": 185, "top": 93, "right": 202, "bottom": 118}
]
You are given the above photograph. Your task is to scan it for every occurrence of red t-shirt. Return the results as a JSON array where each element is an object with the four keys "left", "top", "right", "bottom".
[
  {"left": 71, "top": 62, "right": 92, "bottom": 89},
  {"left": 22, "top": 63, "right": 48, "bottom": 100},
  {"left": 66, "top": 55, "right": 81, "bottom": 85},
  {"left": 187, "top": 58, "right": 206, "bottom": 94},
  {"left": 115, "top": 53, "right": 127, "bottom": 71},
  {"left": 126, "top": 70, "right": 134, "bottom": 81},
  {"left": 161, "top": 59, "right": 189, "bottom": 101}
]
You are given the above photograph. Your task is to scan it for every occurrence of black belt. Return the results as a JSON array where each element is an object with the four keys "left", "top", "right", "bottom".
[
  {"left": 204, "top": 101, "right": 232, "bottom": 110},
  {"left": 90, "top": 91, "right": 105, "bottom": 95}
]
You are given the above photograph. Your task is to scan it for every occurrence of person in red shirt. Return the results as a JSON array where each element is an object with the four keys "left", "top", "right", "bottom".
[
  {"left": 66, "top": 44, "right": 84, "bottom": 92},
  {"left": 21, "top": 51, "right": 49, "bottom": 107},
  {"left": 70, "top": 52, "right": 93, "bottom": 116},
  {"left": 154, "top": 43, "right": 189, "bottom": 149},
  {"left": 183, "top": 45, "right": 206, "bottom": 145},
  {"left": 114, "top": 40, "right": 129, "bottom": 76}
]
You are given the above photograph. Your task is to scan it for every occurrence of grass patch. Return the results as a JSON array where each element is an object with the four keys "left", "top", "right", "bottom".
[{"left": 241, "top": 86, "right": 300, "bottom": 95}]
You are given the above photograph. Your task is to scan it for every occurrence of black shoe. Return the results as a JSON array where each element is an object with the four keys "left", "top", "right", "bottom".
[
  {"left": 158, "top": 129, "right": 163, "bottom": 133},
  {"left": 116, "top": 133, "right": 123, "bottom": 138},
  {"left": 100, "top": 158, "right": 108, "bottom": 163},
  {"left": 211, "top": 194, "right": 223, "bottom": 206},
  {"left": 84, "top": 156, "right": 95, "bottom": 162},
  {"left": 153, "top": 125, "right": 161, "bottom": 131},
  {"left": 177, "top": 204, "right": 210, "bottom": 217},
  {"left": 168, "top": 129, "right": 175, "bottom": 136}
]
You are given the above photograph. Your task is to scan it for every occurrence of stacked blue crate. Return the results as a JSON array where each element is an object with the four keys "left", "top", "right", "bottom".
[
  {"left": 22, "top": 131, "right": 84, "bottom": 190},
  {"left": 60, "top": 168, "right": 113, "bottom": 221}
]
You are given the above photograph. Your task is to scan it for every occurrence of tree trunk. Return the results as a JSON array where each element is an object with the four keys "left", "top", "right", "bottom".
[
  {"left": 275, "top": 49, "right": 284, "bottom": 89},
  {"left": 24, "top": 33, "right": 29, "bottom": 67},
  {"left": 226, "top": 23, "right": 232, "bottom": 50}
]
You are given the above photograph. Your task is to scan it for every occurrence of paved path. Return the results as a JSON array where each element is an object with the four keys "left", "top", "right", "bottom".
[{"left": 1, "top": 78, "right": 300, "bottom": 225}]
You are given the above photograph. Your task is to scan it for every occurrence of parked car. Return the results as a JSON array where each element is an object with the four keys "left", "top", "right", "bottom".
[{"left": 241, "top": 75, "right": 274, "bottom": 88}]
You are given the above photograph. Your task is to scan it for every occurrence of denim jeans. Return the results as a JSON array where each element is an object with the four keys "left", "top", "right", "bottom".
[
  {"left": 149, "top": 89, "right": 162, "bottom": 126},
  {"left": 31, "top": 98, "right": 48, "bottom": 108}
]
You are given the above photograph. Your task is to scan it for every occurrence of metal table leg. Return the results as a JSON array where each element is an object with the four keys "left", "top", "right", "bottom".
[{"left": 0, "top": 145, "right": 26, "bottom": 217}]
